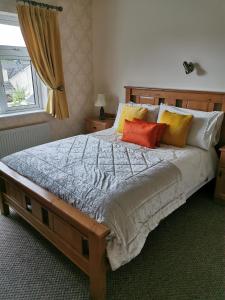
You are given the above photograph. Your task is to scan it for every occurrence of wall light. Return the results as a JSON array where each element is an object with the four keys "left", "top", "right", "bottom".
[{"left": 183, "top": 61, "right": 195, "bottom": 74}]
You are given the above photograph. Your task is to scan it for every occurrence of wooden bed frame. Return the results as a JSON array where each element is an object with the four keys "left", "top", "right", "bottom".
[{"left": 1, "top": 86, "right": 225, "bottom": 299}]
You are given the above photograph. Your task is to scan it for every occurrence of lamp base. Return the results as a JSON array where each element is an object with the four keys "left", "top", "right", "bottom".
[{"left": 99, "top": 106, "right": 105, "bottom": 120}]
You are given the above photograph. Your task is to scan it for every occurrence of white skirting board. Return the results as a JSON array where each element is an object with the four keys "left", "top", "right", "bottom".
[{"left": 0, "top": 123, "right": 51, "bottom": 159}]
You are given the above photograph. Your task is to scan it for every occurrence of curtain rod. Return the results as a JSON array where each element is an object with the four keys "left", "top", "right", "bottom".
[{"left": 16, "top": 0, "right": 63, "bottom": 12}]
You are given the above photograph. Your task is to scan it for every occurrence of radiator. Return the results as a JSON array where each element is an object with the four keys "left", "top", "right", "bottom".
[{"left": 0, "top": 123, "right": 51, "bottom": 158}]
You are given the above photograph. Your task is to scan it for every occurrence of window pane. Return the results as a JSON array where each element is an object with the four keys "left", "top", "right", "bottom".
[
  {"left": 0, "top": 24, "right": 26, "bottom": 47},
  {"left": 1, "top": 59, "right": 36, "bottom": 108}
]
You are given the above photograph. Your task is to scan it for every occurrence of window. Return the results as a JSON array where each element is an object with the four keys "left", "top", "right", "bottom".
[{"left": 0, "top": 12, "right": 46, "bottom": 115}]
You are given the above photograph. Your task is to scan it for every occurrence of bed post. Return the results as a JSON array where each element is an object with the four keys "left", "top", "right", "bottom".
[
  {"left": 125, "top": 86, "right": 132, "bottom": 102},
  {"left": 0, "top": 178, "right": 9, "bottom": 216},
  {"left": 89, "top": 233, "right": 108, "bottom": 300}
]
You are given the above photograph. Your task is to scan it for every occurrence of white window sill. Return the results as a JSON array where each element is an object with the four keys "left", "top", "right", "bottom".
[
  {"left": 0, "top": 109, "right": 50, "bottom": 131},
  {"left": 0, "top": 109, "right": 47, "bottom": 119}
]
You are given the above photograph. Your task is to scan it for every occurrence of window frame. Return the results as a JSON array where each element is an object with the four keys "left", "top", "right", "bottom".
[{"left": 0, "top": 12, "right": 45, "bottom": 115}]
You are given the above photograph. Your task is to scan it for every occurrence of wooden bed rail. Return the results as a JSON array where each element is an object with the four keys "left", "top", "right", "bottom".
[{"left": 0, "top": 162, "right": 110, "bottom": 300}]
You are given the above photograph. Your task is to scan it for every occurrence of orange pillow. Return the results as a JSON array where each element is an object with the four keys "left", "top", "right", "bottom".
[
  {"left": 121, "top": 119, "right": 158, "bottom": 148},
  {"left": 133, "top": 119, "right": 167, "bottom": 146}
]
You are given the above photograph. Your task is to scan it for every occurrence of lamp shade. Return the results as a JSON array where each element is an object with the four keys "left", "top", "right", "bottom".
[{"left": 95, "top": 94, "right": 106, "bottom": 107}]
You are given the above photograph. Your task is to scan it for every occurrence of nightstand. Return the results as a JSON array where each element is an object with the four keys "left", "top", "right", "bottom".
[
  {"left": 214, "top": 146, "right": 225, "bottom": 204},
  {"left": 85, "top": 117, "right": 115, "bottom": 133}
]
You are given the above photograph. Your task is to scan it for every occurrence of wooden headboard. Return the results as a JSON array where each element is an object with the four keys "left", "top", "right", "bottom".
[{"left": 125, "top": 86, "right": 225, "bottom": 145}]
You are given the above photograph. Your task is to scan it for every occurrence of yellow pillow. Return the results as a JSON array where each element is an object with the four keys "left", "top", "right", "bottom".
[
  {"left": 117, "top": 105, "right": 148, "bottom": 133},
  {"left": 159, "top": 110, "right": 193, "bottom": 147}
]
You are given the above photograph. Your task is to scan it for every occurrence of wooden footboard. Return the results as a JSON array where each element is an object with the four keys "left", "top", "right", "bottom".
[{"left": 0, "top": 162, "right": 110, "bottom": 300}]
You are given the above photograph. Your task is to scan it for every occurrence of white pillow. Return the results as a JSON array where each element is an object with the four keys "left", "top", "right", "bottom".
[
  {"left": 113, "top": 102, "right": 159, "bottom": 129},
  {"left": 158, "top": 104, "right": 224, "bottom": 150}
]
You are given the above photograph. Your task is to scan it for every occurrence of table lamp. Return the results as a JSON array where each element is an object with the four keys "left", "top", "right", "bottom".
[{"left": 95, "top": 94, "right": 106, "bottom": 120}]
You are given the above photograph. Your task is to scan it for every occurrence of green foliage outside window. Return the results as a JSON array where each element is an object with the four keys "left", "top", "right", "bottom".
[{"left": 11, "top": 86, "right": 28, "bottom": 106}]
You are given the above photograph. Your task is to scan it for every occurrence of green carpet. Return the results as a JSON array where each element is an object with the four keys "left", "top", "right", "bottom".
[{"left": 0, "top": 186, "right": 224, "bottom": 300}]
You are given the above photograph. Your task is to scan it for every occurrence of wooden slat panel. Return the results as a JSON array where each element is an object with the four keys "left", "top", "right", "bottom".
[
  {"left": 5, "top": 182, "right": 24, "bottom": 206},
  {"left": 53, "top": 215, "right": 84, "bottom": 254},
  {"left": 186, "top": 100, "right": 209, "bottom": 111},
  {"left": 164, "top": 98, "right": 176, "bottom": 106},
  {"left": 154, "top": 97, "right": 160, "bottom": 105},
  {"left": 208, "top": 102, "right": 215, "bottom": 112},
  {"left": 30, "top": 198, "right": 42, "bottom": 221},
  {"left": 131, "top": 89, "right": 161, "bottom": 99},
  {"left": 125, "top": 87, "right": 132, "bottom": 102},
  {"left": 139, "top": 96, "right": 155, "bottom": 104},
  {"left": 135, "top": 96, "right": 140, "bottom": 103},
  {"left": 180, "top": 99, "right": 188, "bottom": 108}
]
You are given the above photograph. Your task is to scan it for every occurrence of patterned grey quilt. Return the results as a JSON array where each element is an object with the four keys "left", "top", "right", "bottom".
[{"left": 1, "top": 135, "right": 183, "bottom": 270}]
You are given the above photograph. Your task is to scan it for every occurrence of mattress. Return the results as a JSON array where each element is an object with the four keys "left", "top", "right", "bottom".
[{"left": 1, "top": 128, "right": 218, "bottom": 270}]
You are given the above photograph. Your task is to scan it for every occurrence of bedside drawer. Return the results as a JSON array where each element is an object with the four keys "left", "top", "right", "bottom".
[
  {"left": 88, "top": 122, "right": 105, "bottom": 132},
  {"left": 85, "top": 117, "right": 115, "bottom": 133}
]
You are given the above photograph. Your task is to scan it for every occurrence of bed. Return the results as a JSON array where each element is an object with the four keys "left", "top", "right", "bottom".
[{"left": 0, "top": 86, "right": 225, "bottom": 300}]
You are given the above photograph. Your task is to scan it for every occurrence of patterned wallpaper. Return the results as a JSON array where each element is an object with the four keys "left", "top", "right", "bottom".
[
  {"left": 49, "top": 0, "right": 94, "bottom": 139},
  {"left": 0, "top": 0, "right": 94, "bottom": 140}
]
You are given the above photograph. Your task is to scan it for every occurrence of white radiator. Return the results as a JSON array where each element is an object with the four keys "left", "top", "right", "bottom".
[{"left": 0, "top": 123, "right": 51, "bottom": 158}]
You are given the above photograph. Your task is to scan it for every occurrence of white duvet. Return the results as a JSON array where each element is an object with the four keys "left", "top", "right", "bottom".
[{"left": 92, "top": 128, "right": 218, "bottom": 269}]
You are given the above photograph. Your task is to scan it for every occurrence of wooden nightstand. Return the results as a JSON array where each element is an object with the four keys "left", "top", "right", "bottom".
[
  {"left": 85, "top": 117, "right": 115, "bottom": 133},
  {"left": 214, "top": 146, "right": 225, "bottom": 204}
]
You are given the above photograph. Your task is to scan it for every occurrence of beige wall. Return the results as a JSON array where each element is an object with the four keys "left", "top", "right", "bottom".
[
  {"left": 93, "top": 0, "right": 225, "bottom": 113},
  {"left": 2, "top": 0, "right": 225, "bottom": 134},
  {"left": 0, "top": 0, "right": 94, "bottom": 140}
]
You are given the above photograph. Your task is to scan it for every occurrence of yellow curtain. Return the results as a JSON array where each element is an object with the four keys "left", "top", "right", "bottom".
[{"left": 16, "top": 4, "right": 69, "bottom": 119}]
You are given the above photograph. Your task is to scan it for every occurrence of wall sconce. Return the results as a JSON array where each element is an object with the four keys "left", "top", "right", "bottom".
[{"left": 183, "top": 61, "right": 195, "bottom": 74}]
